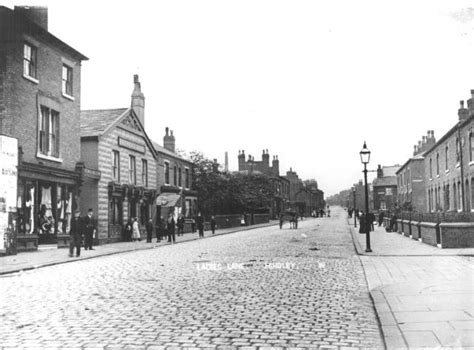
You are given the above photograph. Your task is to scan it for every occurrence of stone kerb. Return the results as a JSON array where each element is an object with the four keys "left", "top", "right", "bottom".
[
  {"left": 439, "top": 222, "right": 474, "bottom": 248},
  {"left": 419, "top": 221, "right": 438, "bottom": 246}
]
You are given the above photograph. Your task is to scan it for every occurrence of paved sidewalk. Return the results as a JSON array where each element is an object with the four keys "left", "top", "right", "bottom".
[
  {"left": 0, "top": 221, "right": 278, "bottom": 276},
  {"left": 347, "top": 215, "right": 474, "bottom": 349}
]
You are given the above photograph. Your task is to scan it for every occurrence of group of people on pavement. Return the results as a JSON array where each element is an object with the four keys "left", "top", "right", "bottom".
[{"left": 69, "top": 208, "right": 96, "bottom": 257}]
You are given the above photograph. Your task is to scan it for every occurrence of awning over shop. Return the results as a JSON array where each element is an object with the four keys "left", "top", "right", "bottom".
[{"left": 155, "top": 192, "right": 181, "bottom": 207}]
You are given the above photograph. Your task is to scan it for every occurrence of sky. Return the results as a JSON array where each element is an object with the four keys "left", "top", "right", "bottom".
[{"left": 5, "top": 0, "right": 474, "bottom": 196}]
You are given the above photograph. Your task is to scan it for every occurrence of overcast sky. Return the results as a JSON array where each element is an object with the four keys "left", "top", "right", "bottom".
[{"left": 6, "top": 0, "right": 474, "bottom": 196}]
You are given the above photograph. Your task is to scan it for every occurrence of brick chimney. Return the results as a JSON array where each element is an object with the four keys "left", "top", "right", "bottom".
[
  {"left": 459, "top": 100, "right": 469, "bottom": 121},
  {"left": 425, "top": 130, "right": 436, "bottom": 150},
  {"left": 238, "top": 150, "right": 246, "bottom": 171},
  {"left": 131, "top": 74, "right": 145, "bottom": 127},
  {"left": 15, "top": 6, "right": 48, "bottom": 30},
  {"left": 377, "top": 164, "right": 383, "bottom": 178},
  {"left": 272, "top": 156, "right": 280, "bottom": 176},
  {"left": 467, "top": 90, "right": 474, "bottom": 117},
  {"left": 163, "top": 127, "right": 175, "bottom": 153},
  {"left": 262, "top": 149, "right": 270, "bottom": 169}
]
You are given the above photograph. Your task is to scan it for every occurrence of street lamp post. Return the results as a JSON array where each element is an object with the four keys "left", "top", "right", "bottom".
[
  {"left": 360, "top": 141, "right": 372, "bottom": 253},
  {"left": 353, "top": 187, "right": 357, "bottom": 228}
]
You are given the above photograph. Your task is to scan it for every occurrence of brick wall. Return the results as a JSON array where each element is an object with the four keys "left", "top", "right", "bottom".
[{"left": 2, "top": 30, "right": 82, "bottom": 171}]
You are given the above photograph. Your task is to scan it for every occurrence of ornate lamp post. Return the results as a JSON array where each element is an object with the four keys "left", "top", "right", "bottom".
[
  {"left": 353, "top": 187, "right": 357, "bottom": 228},
  {"left": 360, "top": 141, "right": 372, "bottom": 253}
]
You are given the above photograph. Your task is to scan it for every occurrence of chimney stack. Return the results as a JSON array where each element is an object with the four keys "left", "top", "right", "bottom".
[
  {"left": 15, "top": 6, "right": 48, "bottom": 30},
  {"left": 131, "top": 75, "right": 145, "bottom": 127},
  {"left": 224, "top": 152, "right": 228, "bottom": 172},
  {"left": 238, "top": 150, "right": 245, "bottom": 171},
  {"left": 459, "top": 100, "right": 469, "bottom": 120},
  {"left": 272, "top": 155, "right": 280, "bottom": 176},
  {"left": 163, "top": 127, "right": 175, "bottom": 153},
  {"left": 377, "top": 164, "right": 383, "bottom": 178}
]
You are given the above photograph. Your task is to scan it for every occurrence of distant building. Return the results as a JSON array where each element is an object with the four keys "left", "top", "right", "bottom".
[
  {"left": 0, "top": 6, "right": 88, "bottom": 250},
  {"left": 423, "top": 93, "right": 474, "bottom": 213},
  {"left": 372, "top": 165, "right": 400, "bottom": 212},
  {"left": 284, "top": 168, "right": 324, "bottom": 215},
  {"left": 237, "top": 150, "right": 290, "bottom": 218},
  {"left": 396, "top": 131, "right": 436, "bottom": 212}
]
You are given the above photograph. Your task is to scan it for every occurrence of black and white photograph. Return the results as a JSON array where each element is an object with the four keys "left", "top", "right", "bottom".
[{"left": 0, "top": 1, "right": 473, "bottom": 349}]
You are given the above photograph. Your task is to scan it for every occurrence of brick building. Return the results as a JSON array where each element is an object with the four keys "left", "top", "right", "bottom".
[
  {"left": 372, "top": 165, "right": 399, "bottom": 212},
  {"left": 152, "top": 128, "right": 198, "bottom": 223},
  {"left": 424, "top": 92, "right": 474, "bottom": 213},
  {"left": 0, "top": 6, "right": 88, "bottom": 250},
  {"left": 396, "top": 131, "right": 436, "bottom": 212},
  {"left": 284, "top": 169, "right": 324, "bottom": 216},
  {"left": 237, "top": 150, "right": 290, "bottom": 218},
  {"left": 80, "top": 76, "right": 158, "bottom": 243}
]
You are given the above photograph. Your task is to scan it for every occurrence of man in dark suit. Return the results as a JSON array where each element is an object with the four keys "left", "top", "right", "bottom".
[
  {"left": 84, "top": 208, "right": 96, "bottom": 250},
  {"left": 69, "top": 209, "right": 83, "bottom": 257},
  {"left": 196, "top": 212, "right": 204, "bottom": 238}
]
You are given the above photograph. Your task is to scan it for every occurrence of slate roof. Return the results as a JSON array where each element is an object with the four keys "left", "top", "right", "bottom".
[
  {"left": 373, "top": 176, "right": 397, "bottom": 187},
  {"left": 151, "top": 141, "right": 192, "bottom": 163},
  {"left": 80, "top": 108, "right": 129, "bottom": 137}
]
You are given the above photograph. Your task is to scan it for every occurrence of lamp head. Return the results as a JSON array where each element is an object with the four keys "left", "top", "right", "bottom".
[{"left": 360, "top": 141, "right": 371, "bottom": 164}]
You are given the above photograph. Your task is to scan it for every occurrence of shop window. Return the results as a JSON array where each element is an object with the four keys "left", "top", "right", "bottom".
[
  {"left": 62, "top": 64, "right": 73, "bottom": 97},
  {"left": 39, "top": 106, "right": 60, "bottom": 158},
  {"left": 164, "top": 162, "right": 170, "bottom": 185},
  {"left": 23, "top": 42, "right": 37, "bottom": 79},
  {"left": 129, "top": 155, "right": 136, "bottom": 185},
  {"left": 110, "top": 197, "right": 122, "bottom": 225},
  {"left": 142, "top": 159, "right": 148, "bottom": 187},
  {"left": 112, "top": 150, "right": 120, "bottom": 182}
]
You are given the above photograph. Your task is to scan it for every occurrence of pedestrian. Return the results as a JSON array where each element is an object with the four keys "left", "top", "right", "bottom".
[
  {"left": 167, "top": 213, "right": 176, "bottom": 243},
  {"left": 191, "top": 218, "right": 196, "bottom": 233},
  {"left": 177, "top": 213, "right": 185, "bottom": 236},
  {"left": 69, "top": 209, "right": 83, "bottom": 257},
  {"left": 359, "top": 212, "right": 367, "bottom": 234},
  {"left": 378, "top": 211, "right": 384, "bottom": 227},
  {"left": 146, "top": 218, "right": 153, "bottom": 243},
  {"left": 83, "top": 208, "right": 96, "bottom": 250},
  {"left": 124, "top": 220, "right": 133, "bottom": 241},
  {"left": 132, "top": 217, "right": 141, "bottom": 241},
  {"left": 293, "top": 213, "right": 298, "bottom": 229},
  {"left": 210, "top": 215, "right": 216, "bottom": 234},
  {"left": 156, "top": 216, "right": 164, "bottom": 242},
  {"left": 196, "top": 212, "right": 204, "bottom": 238},
  {"left": 279, "top": 213, "right": 284, "bottom": 229},
  {"left": 327, "top": 207, "right": 331, "bottom": 217},
  {"left": 368, "top": 212, "right": 375, "bottom": 232}
]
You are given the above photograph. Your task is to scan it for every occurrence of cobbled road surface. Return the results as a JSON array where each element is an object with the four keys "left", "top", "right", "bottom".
[{"left": 0, "top": 208, "right": 384, "bottom": 349}]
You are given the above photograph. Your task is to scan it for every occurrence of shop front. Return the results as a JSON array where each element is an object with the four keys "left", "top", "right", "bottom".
[
  {"left": 16, "top": 162, "right": 80, "bottom": 251},
  {"left": 107, "top": 182, "right": 156, "bottom": 242}
]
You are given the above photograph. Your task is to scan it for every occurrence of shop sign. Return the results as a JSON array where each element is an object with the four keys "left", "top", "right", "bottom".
[
  {"left": 118, "top": 137, "right": 145, "bottom": 154},
  {"left": 0, "top": 135, "right": 18, "bottom": 251}
]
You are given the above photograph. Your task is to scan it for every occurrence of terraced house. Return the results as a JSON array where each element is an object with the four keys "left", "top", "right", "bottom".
[
  {"left": 424, "top": 92, "right": 474, "bottom": 213},
  {"left": 0, "top": 6, "right": 88, "bottom": 251}
]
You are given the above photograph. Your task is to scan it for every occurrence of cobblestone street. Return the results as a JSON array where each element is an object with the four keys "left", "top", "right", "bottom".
[{"left": 0, "top": 211, "right": 383, "bottom": 349}]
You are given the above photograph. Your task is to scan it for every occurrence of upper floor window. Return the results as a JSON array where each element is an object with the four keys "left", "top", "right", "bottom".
[
  {"left": 62, "top": 64, "right": 73, "bottom": 97},
  {"left": 39, "top": 106, "right": 59, "bottom": 158},
  {"left": 164, "top": 162, "right": 170, "bottom": 185},
  {"left": 456, "top": 137, "right": 461, "bottom": 164},
  {"left": 429, "top": 158, "right": 433, "bottom": 178},
  {"left": 129, "top": 155, "right": 136, "bottom": 185},
  {"left": 445, "top": 145, "right": 449, "bottom": 170},
  {"left": 185, "top": 168, "right": 190, "bottom": 188},
  {"left": 173, "top": 166, "right": 177, "bottom": 186},
  {"left": 436, "top": 153, "right": 440, "bottom": 175},
  {"left": 112, "top": 150, "right": 120, "bottom": 182},
  {"left": 178, "top": 168, "right": 182, "bottom": 187},
  {"left": 470, "top": 132, "right": 474, "bottom": 162},
  {"left": 23, "top": 43, "right": 37, "bottom": 79},
  {"left": 142, "top": 159, "right": 148, "bottom": 187}
]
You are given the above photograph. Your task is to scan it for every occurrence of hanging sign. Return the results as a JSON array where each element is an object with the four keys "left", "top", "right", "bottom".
[{"left": 0, "top": 135, "right": 18, "bottom": 251}]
